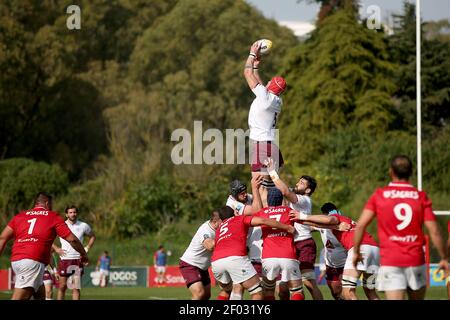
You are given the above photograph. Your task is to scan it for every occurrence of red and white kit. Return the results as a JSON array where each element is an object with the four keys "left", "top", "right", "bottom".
[
  {"left": 211, "top": 215, "right": 257, "bottom": 284},
  {"left": 257, "top": 206, "right": 301, "bottom": 282},
  {"left": 364, "top": 181, "right": 437, "bottom": 291}
]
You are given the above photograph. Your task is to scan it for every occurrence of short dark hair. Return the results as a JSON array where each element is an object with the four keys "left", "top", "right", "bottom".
[
  {"left": 390, "top": 155, "right": 413, "bottom": 179},
  {"left": 301, "top": 175, "right": 317, "bottom": 195},
  {"left": 104, "top": 250, "right": 109, "bottom": 255},
  {"left": 158, "top": 245, "right": 164, "bottom": 250},
  {"left": 321, "top": 202, "right": 338, "bottom": 214},
  {"left": 267, "top": 188, "right": 283, "bottom": 206},
  {"left": 65, "top": 205, "right": 78, "bottom": 214},
  {"left": 34, "top": 192, "right": 52, "bottom": 206},
  {"left": 211, "top": 210, "right": 221, "bottom": 222},
  {"left": 218, "top": 206, "right": 235, "bottom": 220}
]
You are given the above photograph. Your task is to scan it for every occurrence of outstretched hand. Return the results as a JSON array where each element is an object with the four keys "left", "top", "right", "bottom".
[
  {"left": 264, "top": 157, "right": 276, "bottom": 173},
  {"left": 289, "top": 210, "right": 307, "bottom": 221},
  {"left": 251, "top": 174, "right": 264, "bottom": 189},
  {"left": 250, "top": 41, "right": 261, "bottom": 57}
]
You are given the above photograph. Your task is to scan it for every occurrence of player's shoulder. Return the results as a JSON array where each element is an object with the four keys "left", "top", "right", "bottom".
[{"left": 76, "top": 220, "right": 91, "bottom": 227}]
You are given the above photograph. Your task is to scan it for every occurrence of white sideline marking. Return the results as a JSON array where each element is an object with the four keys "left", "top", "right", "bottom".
[
  {"left": 434, "top": 211, "right": 450, "bottom": 216},
  {"left": 148, "top": 296, "right": 178, "bottom": 300}
]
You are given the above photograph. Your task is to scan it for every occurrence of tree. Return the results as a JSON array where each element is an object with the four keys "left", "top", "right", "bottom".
[{"left": 280, "top": 9, "right": 396, "bottom": 166}]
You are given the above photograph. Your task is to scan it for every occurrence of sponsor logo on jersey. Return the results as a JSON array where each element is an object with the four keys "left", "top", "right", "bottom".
[
  {"left": 383, "top": 190, "right": 419, "bottom": 199},
  {"left": 26, "top": 211, "right": 49, "bottom": 216}
]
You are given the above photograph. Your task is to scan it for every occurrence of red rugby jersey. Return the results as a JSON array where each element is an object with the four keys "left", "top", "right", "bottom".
[
  {"left": 364, "top": 181, "right": 436, "bottom": 267},
  {"left": 257, "top": 206, "right": 296, "bottom": 260},
  {"left": 8, "top": 207, "right": 72, "bottom": 265},
  {"left": 329, "top": 214, "right": 378, "bottom": 251},
  {"left": 211, "top": 215, "right": 254, "bottom": 262}
]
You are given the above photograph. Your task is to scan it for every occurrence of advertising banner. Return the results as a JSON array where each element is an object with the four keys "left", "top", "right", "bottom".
[
  {"left": 82, "top": 266, "right": 148, "bottom": 288},
  {"left": 429, "top": 264, "right": 448, "bottom": 287},
  {"left": 148, "top": 265, "right": 216, "bottom": 287}
]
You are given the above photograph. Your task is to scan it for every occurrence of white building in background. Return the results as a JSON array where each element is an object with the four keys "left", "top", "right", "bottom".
[{"left": 278, "top": 21, "right": 316, "bottom": 40}]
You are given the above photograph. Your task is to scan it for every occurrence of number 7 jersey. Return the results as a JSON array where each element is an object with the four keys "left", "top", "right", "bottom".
[{"left": 364, "top": 181, "right": 436, "bottom": 267}]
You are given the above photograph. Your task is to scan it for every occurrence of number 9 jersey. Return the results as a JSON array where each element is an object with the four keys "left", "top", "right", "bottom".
[{"left": 364, "top": 181, "right": 436, "bottom": 267}]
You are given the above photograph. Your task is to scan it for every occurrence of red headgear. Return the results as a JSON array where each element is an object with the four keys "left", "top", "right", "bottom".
[{"left": 267, "top": 76, "right": 286, "bottom": 96}]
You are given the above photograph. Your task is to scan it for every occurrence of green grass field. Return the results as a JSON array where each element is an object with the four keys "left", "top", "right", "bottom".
[{"left": 0, "top": 286, "right": 448, "bottom": 300}]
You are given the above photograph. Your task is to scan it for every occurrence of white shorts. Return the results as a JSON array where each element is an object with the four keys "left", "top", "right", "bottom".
[
  {"left": 11, "top": 259, "right": 45, "bottom": 291},
  {"left": 376, "top": 265, "right": 427, "bottom": 291},
  {"left": 262, "top": 258, "right": 301, "bottom": 282},
  {"left": 99, "top": 269, "right": 109, "bottom": 276},
  {"left": 212, "top": 256, "right": 257, "bottom": 284},
  {"left": 155, "top": 266, "right": 166, "bottom": 274},
  {"left": 344, "top": 245, "right": 380, "bottom": 273},
  {"left": 43, "top": 279, "right": 53, "bottom": 285}
]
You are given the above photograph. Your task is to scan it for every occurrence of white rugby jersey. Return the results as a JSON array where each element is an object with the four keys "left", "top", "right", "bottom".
[
  {"left": 289, "top": 194, "right": 313, "bottom": 242},
  {"left": 226, "top": 194, "right": 253, "bottom": 215},
  {"left": 248, "top": 84, "right": 282, "bottom": 142},
  {"left": 180, "top": 221, "right": 216, "bottom": 270},
  {"left": 60, "top": 220, "right": 92, "bottom": 260},
  {"left": 246, "top": 226, "right": 263, "bottom": 262},
  {"left": 318, "top": 228, "right": 347, "bottom": 268}
]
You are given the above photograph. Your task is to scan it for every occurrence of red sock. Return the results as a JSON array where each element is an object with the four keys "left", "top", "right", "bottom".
[
  {"left": 217, "top": 294, "right": 229, "bottom": 300},
  {"left": 291, "top": 292, "right": 305, "bottom": 300}
]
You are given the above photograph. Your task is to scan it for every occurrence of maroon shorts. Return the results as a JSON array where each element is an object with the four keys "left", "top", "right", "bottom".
[
  {"left": 179, "top": 260, "right": 211, "bottom": 288},
  {"left": 295, "top": 238, "right": 317, "bottom": 271},
  {"left": 57, "top": 259, "right": 84, "bottom": 277},
  {"left": 43, "top": 270, "right": 54, "bottom": 283},
  {"left": 251, "top": 261, "right": 263, "bottom": 278},
  {"left": 326, "top": 266, "right": 343, "bottom": 282},
  {"left": 250, "top": 141, "right": 284, "bottom": 172}
]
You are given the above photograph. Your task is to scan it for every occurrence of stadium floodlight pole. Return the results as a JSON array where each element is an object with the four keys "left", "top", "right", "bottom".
[{"left": 416, "top": 0, "right": 422, "bottom": 191}]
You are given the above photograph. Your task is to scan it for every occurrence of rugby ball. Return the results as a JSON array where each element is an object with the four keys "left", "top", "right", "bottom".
[{"left": 258, "top": 39, "right": 272, "bottom": 55}]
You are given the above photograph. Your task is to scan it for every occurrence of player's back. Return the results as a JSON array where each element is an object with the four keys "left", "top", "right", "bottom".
[
  {"left": 259, "top": 206, "right": 296, "bottom": 259},
  {"left": 180, "top": 221, "right": 216, "bottom": 269},
  {"left": 8, "top": 208, "right": 70, "bottom": 265},
  {"left": 211, "top": 215, "right": 253, "bottom": 262},
  {"left": 365, "top": 182, "right": 434, "bottom": 266}
]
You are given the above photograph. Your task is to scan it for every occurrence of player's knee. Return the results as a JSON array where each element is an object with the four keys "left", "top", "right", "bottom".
[
  {"left": 342, "top": 275, "right": 358, "bottom": 289},
  {"left": 362, "top": 275, "right": 376, "bottom": 290},
  {"left": 248, "top": 282, "right": 263, "bottom": 296},
  {"left": 262, "top": 278, "right": 276, "bottom": 291}
]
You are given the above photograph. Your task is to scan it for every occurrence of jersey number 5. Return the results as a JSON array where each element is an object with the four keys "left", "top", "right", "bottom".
[
  {"left": 393, "top": 203, "right": 413, "bottom": 231},
  {"left": 219, "top": 222, "right": 229, "bottom": 237},
  {"left": 27, "top": 218, "right": 37, "bottom": 234}
]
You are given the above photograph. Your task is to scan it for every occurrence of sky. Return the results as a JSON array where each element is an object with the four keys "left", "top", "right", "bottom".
[{"left": 245, "top": 0, "right": 450, "bottom": 23}]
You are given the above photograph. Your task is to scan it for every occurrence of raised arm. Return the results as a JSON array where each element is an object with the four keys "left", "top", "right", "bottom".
[
  {"left": 265, "top": 158, "right": 298, "bottom": 204},
  {"left": 243, "top": 42, "right": 261, "bottom": 90},
  {"left": 244, "top": 174, "right": 264, "bottom": 216},
  {"left": 253, "top": 57, "right": 264, "bottom": 85}
]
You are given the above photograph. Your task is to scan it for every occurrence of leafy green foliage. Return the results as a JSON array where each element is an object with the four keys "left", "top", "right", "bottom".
[
  {"left": 1, "top": 1, "right": 450, "bottom": 250},
  {"left": 280, "top": 9, "right": 396, "bottom": 167},
  {"left": 0, "top": 158, "right": 68, "bottom": 224}
]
